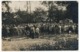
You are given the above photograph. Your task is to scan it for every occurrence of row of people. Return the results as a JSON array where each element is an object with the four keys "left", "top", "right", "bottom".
[{"left": 2, "top": 23, "right": 78, "bottom": 38}]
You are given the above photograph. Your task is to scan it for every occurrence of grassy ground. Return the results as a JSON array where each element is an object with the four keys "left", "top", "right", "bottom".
[{"left": 2, "top": 34, "right": 78, "bottom": 51}]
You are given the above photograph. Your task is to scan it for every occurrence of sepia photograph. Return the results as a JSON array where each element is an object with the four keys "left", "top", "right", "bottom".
[{"left": 2, "top": 1, "right": 78, "bottom": 51}]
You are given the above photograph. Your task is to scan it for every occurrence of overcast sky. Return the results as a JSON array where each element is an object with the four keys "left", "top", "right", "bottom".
[{"left": 2, "top": 1, "right": 67, "bottom": 13}]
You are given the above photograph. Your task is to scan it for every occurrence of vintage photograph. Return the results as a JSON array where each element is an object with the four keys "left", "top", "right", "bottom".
[{"left": 2, "top": 1, "right": 78, "bottom": 51}]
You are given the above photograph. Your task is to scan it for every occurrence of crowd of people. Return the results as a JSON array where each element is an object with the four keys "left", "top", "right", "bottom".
[{"left": 2, "top": 23, "right": 78, "bottom": 39}]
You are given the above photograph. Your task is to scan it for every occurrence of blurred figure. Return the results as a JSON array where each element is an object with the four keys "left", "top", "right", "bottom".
[
  {"left": 9, "top": 25, "right": 14, "bottom": 37},
  {"left": 25, "top": 25, "right": 30, "bottom": 38},
  {"left": 40, "top": 24, "right": 44, "bottom": 33},
  {"left": 52, "top": 25, "right": 55, "bottom": 34},
  {"left": 13, "top": 25, "right": 18, "bottom": 36},
  {"left": 75, "top": 24, "right": 78, "bottom": 34},
  {"left": 2, "top": 25, "right": 7, "bottom": 38},
  {"left": 59, "top": 25, "right": 62, "bottom": 34},
  {"left": 54, "top": 25, "right": 59, "bottom": 35},
  {"left": 6, "top": 25, "right": 10, "bottom": 36},
  {"left": 61, "top": 25, "right": 64, "bottom": 34},
  {"left": 30, "top": 25, "right": 36, "bottom": 39},
  {"left": 48, "top": 24, "right": 53, "bottom": 34},
  {"left": 35, "top": 26, "right": 40, "bottom": 38},
  {"left": 68, "top": 25, "right": 73, "bottom": 34}
]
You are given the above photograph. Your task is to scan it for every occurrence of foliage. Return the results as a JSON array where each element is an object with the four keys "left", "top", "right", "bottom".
[{"left": 2, "top": 1, "right": 78, "bottom": 24}]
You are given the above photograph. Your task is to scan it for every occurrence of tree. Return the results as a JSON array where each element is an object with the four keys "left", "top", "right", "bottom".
[
  {"left": 33, "top": 7, "right": 47, "bottom": 22},
  {"left": 66, "top": 1, "right": 78, "bottom": 23},
  {"left": 2, "top": 1, "right": 15, "bottom": 24},
  {"left": 56, "top": 1, "right": 78, "bottom": 23},
  {"left": 2, "top": 1, "right": 11, "bottom": 12},
  {"left": 26, "top": 1, "right": 31, "bottom": 14},
  {"left": 42, "top": 1, "right": 61, "bottom": 23}
]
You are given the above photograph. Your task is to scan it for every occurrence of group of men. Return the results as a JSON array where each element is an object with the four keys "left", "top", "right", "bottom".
[
  {"left": 2, "top": 24, "right": 40, "bottom": 38},
  {"left": 2, "top": 23, "right": 78, "bottom": 38}
]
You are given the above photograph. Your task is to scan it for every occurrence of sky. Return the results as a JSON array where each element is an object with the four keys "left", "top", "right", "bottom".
[
  {"left": 2, "top": 1, "right": 67, "bottom": 13},
  {"left": 2, "top": 1, "right": 48, "bottom": 12}
]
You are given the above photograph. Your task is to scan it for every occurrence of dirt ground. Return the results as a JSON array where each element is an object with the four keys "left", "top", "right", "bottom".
[{"left": 2, "top": 34, "right": 78, "bottom": 51}]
